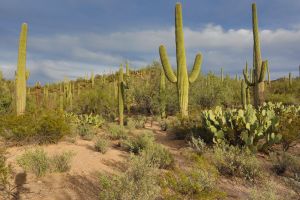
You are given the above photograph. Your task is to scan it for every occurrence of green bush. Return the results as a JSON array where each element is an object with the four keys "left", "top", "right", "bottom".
[
  {"left": 126, "top": 116, "right": 146, "bottom": 130},
  {"left": 188, "top": 136, "right": 207, "bottom": 155},
  {"left": 0, "top": 110, "right": 70, "bottom": 144},
  {"left": 36, "top": 111, "right": 70, "bottom": 144},
  {"left": 0, "top": 148, "right": 11, "bottom": 195},
  {"left": 17, "top": 148, "right": 74, "bottom": 177},
  {"left": 212, "top": 143, "right": 261, "bottom": 182},
  {"left": 107, "top": 124, "right": 128, "bottom": 140},
  {"left": 51, "top": 151, "right": 74, "bottom": 172},
  {"left": 99, "top": 155, "right": 160, "bottom": 200},
  {"left": 121, "top": 131, "right": 154, "bottom": 154},
  {"left": 159, "top": 155, "right": 224, "bottom": 200},
  {"left": 95, "top": 138, "right": 109, "bottom": 154},
  {"left": 142, "top": 143, "right": 174, "bottom": 169},
  {"left": 249, "top": 180, "right": 278, "bottom": 200},
  {"left": 17, "top": 148, "right": 49, "bottom": 177},
  {"left": 78, "top": 124, "right": 95, "bottom": 140}
]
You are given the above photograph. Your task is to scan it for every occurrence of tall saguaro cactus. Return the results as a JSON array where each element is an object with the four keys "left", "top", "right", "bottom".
[
  {"left": 160, "top": 67, "right": 166, "bottom": 118},
  {"left": 221, "top": 67, "right": 224, "bottom": 82},
  {"left": 15, "top": 23, "right": 28, "bottom": 116},
  {"left": 243, "top": 3, "right": 267, "bottom": 108},
  {"left": 241, "top": 80, "right": 246, "bottom": 109},
  {"left": 118, "top": 65, "right": 126, "bottom": 126},
  {"left": 289, "top": 72, "right": 292, "bottom": 87},
  {"left": 159, "top": 3, "right": 202, "bottom": 118}
]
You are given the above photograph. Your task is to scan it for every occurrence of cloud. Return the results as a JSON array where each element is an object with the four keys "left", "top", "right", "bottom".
[{"left": 0, "top": 24, "right": 300, "bottom": 84}]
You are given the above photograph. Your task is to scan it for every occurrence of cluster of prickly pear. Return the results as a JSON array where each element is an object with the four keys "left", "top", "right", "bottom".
[
  {"left": 202, "top": 104, "right": 282, "bottom": 152},
  {"left": 159, "top": 3, "right": 202, "bottom": 118},
  {"left": 15, "top": 23, "right": 28, "bottom": 116},
  {"left": 243, "top": 3, "right": 268, "bottom": 108}
]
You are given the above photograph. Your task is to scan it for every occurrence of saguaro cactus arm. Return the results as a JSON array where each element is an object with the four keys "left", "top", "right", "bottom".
[
  {"left": 189, "top": 53, "right": 202, "bottom": 83},
  {"left": 258, "top": 60, "right": 267, "bottom": 82},
  {"left": 243, "top": 62, "right": 255, "bottom": 86},
  {"left": 159, "top": 45, "right": 177, "bottom": 83}
]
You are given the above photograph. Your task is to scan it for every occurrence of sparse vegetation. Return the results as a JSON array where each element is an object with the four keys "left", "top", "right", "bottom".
[
  {"left": 17, "top": 148, "right": 74, "bottom": 177},
  {"left": 95, "top": 138, "right": 109, "bottom": 154}
]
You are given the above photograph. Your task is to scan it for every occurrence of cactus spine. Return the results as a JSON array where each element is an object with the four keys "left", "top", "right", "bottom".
[
  {"left": 118, "top": 65, "right": 125, "bottom": 126},
  {"left": 243, "top": 3, "right": 267, "bottom": 108},
  {"left": 15, "top": 23, "right": 28, "bottom": 116},
  {"left": 160, "top": 67, "right": 166, "bottom": 118},
  {"left": 159, "top": 3, "right": 202, "bottom": 118}
]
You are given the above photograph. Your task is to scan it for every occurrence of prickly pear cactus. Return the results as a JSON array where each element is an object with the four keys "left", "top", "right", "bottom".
[{"left": 202, "top": 103, "right": 284, "bottom": 152}]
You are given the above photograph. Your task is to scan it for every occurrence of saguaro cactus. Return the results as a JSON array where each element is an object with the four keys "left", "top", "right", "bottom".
[
  {"left": 91, "top": 71, "right": 95, "bottom": 88},
  {"left": 160, "top": 67, "right": 166, "bottom": 118},
  {"left": 15, "top": 23, "right": 28, "bottom": 116},
  {"left": 243, "top": 3, "right": 267, "bottom": 108},
  {"left": 241, "top": 80, "right": 246, "bottom": 109},
  {"left": 126, "top": 61, "right": 130, "bottom": 77},
  {"left": 289, "top": 72, "right": 292, "bottom": 87},
  {"left": 267, "top": 64, "right": 271, "bottom": 85},
  {"left": 221, "top": 67, "right": 224, "bottom": 82},
  {"left": 159, "top": 3, "right": 202, "bottom": 118},
  {"left": 118, "top": 65, "right": 126, "bottom": 126}
]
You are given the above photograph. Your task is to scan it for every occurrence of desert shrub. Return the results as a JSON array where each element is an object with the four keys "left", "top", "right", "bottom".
[
  {"left": 212, "top": 143, "right": 261, "bottom": 182},
  {"left": 107, "top": 124, "right": 128, "bottom": 140},
  {"left": 188, "top": 136, "right": 207, "bottom": 155},
  {"left": 99, "top": 155, "right": 160, "bottom": 200},
  {"left": 0, "top": 148, "right": 11, "bottom": 195},
  {"left": 0, "top": 110, "right": 70, "bottom": 144},
  {"left": 289, "top": 155, "right": 300, "bottom": 182},
  {"left": 35, "top": 111, "right": 70, "bottom": 144},
  {"left": 249, "top": 180, "right": 278, "bottom": 200},
  {"left": 17, "top": 148, "right": 74, "bottom": 177},
  {"left": 78, "top": 123, "right": 95, "bottom": 140},
  {"left": 142, "top": 143, "right": 174, "bottom": 169},
  {"left": 95, "top": 138, "right": 109, "bottom": 154},
  {"left": 270, "top": 152, "right": 292, "bottom": 175},
  {"left": 17, "top": 148, "right": 49, "bottom": 177},
  {"left": 75, "top": 88, "right": 117, "bottom": 120},
  {"left": 126, "top": 116, "right": 146, "bottom": 130},
  {"left": 159, "top": 155, "right": 224, "bottom": 200},
  {"left": 121, "top": 131, "right": 154, "bottom": 154},
  {"left": 51, "top": 151, "right": 74, "bottom": 172},
  {"left": 278, "top": 113, "right": 300, "bottom": 151},
  {"left": 78, "top": 113, "right": 105, "bottom": 128}
]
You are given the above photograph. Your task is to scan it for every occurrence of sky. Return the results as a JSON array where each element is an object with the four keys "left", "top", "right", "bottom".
[{"left": 0, "top": 0, "right": 299, "bottom": 85}]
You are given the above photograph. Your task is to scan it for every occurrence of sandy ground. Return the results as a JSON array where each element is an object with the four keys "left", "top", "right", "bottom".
[{"left": 5, "top": 139, "right": 128, "bottom": 200}]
